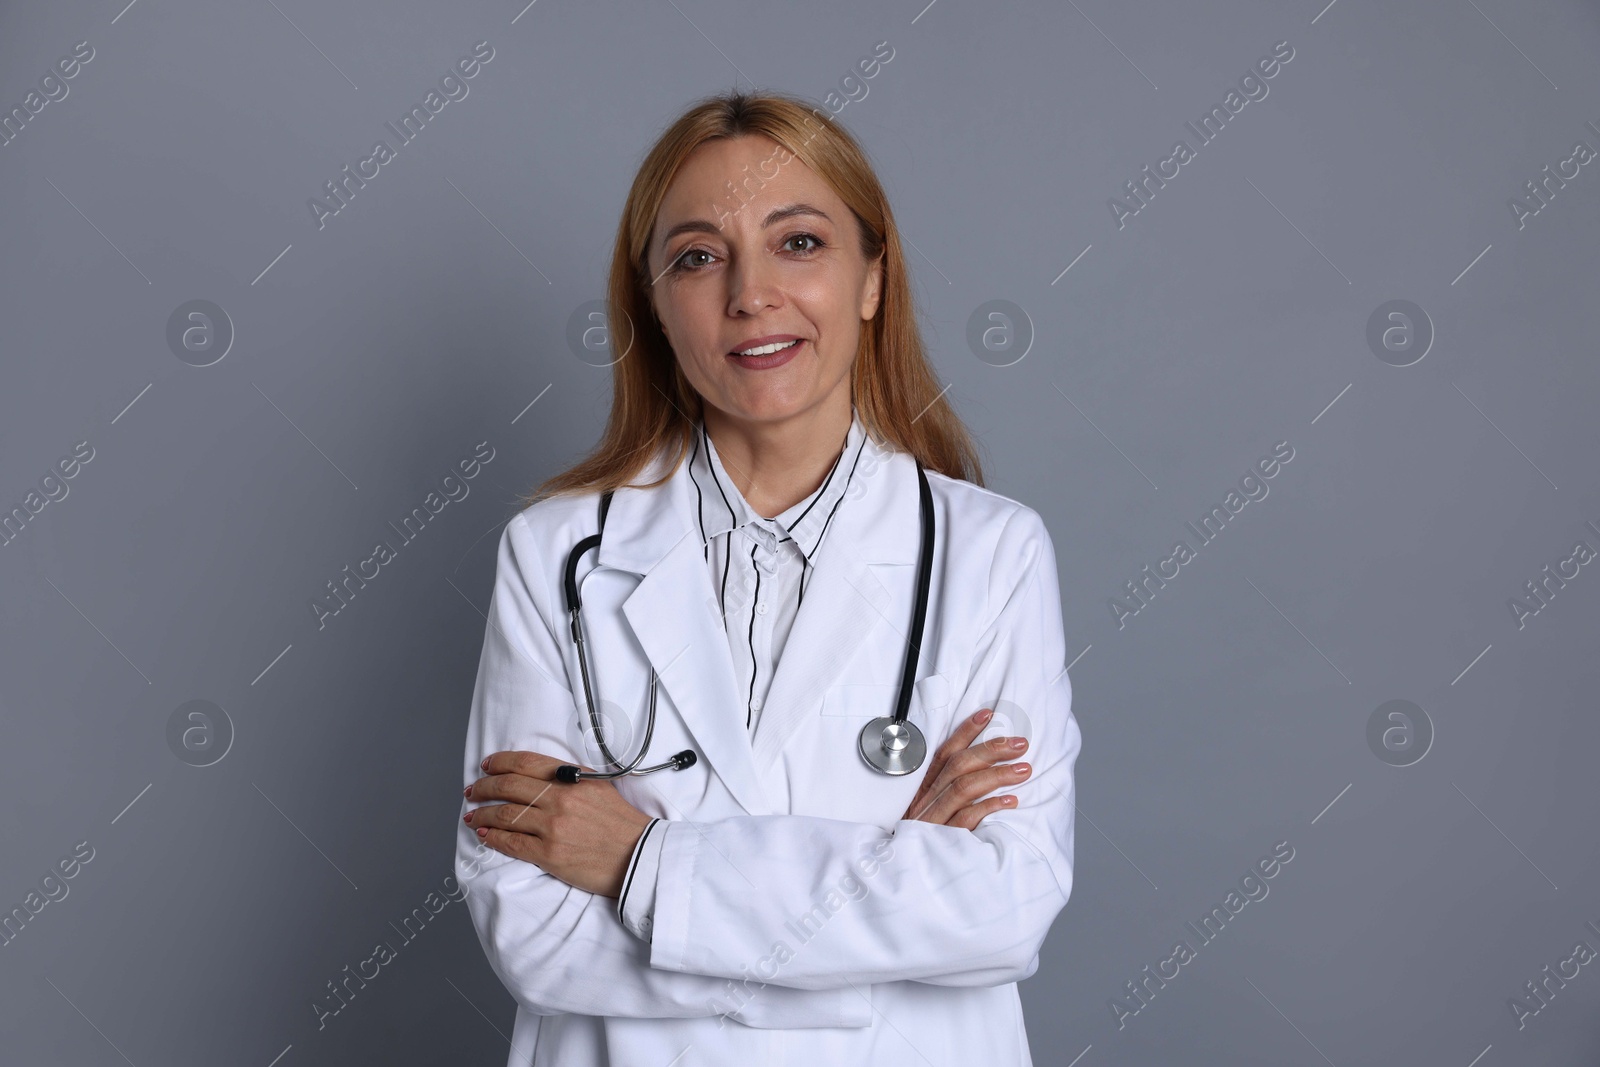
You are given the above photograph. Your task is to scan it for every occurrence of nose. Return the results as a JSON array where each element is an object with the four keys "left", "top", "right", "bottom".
[{"left": 726, "top": 255, "right": 783, "bottom": 317}]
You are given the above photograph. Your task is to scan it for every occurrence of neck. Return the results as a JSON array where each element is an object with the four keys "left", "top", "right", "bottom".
[{"left": 702, "top": 397, "right": 852, "bottom": 519}]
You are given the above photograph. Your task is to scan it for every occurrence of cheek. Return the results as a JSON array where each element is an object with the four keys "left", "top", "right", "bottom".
[
  {"left": 655, "top": 306, "right": 723, "bottom": 390},
  {"left": 657, "top": 285, "right": 718, "bottom": 342},
  {"left": 791, "top": 265, "right": 869, "bottom": 320},
  {"left": 794, "top": 288, "right": 862, "bottom": 353},
  {"left": 663, "top": 314, "right": 718, "bottom": 367}
]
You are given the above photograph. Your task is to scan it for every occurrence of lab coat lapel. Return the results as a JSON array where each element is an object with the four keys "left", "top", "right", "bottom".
[
  {"left": 619, "top": 536, "right": 776, "bottom": 815},
  {"left": 598, "top": 446, "right": 774, "bottom": 816},
  {"left": 748, "top": 442, "right": 922, "bottom": 770}
]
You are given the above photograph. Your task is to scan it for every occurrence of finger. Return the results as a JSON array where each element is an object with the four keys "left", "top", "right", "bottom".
[
  {"left": 471, "top": 753, "right": 586, "bottom": 806},
  {"left": 905, "top": 734, "right": 1025, "bottom": 821},
  {"left": 479, "top": 750, "right": 574, "bottom": 780},
  {"left": 905, "top": 774, "right": 970, "bottom": 824},
  {"left": 936, "top": 708, "right": 996, "bottom": 763},
  {"left": 476, "top": 825, "right": 542, "bottom": 865},
  {"left": 966, "top": 753, "right": 1034, "bottom": 797},
  {"left": 465, "top": 801, "right": 544, "bottom": 835},
  {"left": 944, "top": 760, "right": 1031, "bottom": 815},
  {"left": 467, "top": 772, "right": 562, "bottom": 815},
  {"left": 919, "top": 709, "right": 995, "bottom": 793},
  {"left": 940, "top": 733, "right": 1029, "bottom": 783},
  {"left": 912, "top": 760, "right": 1031, "bottom": 825},
  {"left": 948, "top": 794, "right": 1018, "bottom": 831}
]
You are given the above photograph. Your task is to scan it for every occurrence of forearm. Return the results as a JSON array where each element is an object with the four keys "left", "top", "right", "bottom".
[
  {"left": 456, "top": 823, "right": 872, "bottom": 1027},
  {"left": 643, "top": 812, "right": 1070, "bottom": 991}
]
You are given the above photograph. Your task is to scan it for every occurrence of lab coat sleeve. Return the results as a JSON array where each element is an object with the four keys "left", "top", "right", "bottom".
[
  {"left": 455, "top": 513, "right": 874, "bottom": 1027},
  {"left": 617, "top": 817, "right": 666, "bottom": 942},
  {"left": 645, "top": 505, "right": 1081, "bottom": 991}
]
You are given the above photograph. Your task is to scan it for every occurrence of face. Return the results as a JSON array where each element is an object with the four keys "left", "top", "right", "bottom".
[{"left": 645, "top": 134, "right": 883, "bottom": 431}]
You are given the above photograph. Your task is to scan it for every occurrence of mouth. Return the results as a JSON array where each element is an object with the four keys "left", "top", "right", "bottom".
[{"left": 727, "top": 337, "right": 805, "bottom": 369}]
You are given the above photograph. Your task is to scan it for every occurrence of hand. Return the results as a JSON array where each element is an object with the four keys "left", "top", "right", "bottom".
[
  {"left": 900, "top": 708, "right": 1030, "bottom": 829},
  {"left": 464, "top": 751, "right": 654, "bottom": 898}
]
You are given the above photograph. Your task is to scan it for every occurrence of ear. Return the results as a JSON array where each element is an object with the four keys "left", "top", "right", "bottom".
[{"left": 860, "top": 253, "right": 884, "bottom": 321}]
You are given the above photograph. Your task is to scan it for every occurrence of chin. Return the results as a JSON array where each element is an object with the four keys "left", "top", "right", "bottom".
[{"left": 712, "top": 393, "right": 809, "bottom": 423}]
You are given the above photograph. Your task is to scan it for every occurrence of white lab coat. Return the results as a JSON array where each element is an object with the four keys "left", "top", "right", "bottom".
[{"left": 456, "top": 430, "right": 1081, "bottom": 1066}]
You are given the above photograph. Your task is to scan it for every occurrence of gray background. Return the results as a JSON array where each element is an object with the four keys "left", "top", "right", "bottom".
[{"left": 2, "top": 0, "right": 1598, "bottom": 1063}]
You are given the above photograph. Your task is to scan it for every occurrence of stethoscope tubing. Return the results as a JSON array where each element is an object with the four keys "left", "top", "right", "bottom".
[
  {"left": 555, "top": 454, "right": 932, "bottom": 783},
  {"left": 856, "top": 460, "right": 934, "bottom": 775},
  {"left": 558, "top": 497, "right": 696, "bottom": 783}
]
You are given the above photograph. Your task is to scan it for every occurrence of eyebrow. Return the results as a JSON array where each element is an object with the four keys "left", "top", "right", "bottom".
[{"left": 658, "top": 203, "right": 834, "bottom": 249}]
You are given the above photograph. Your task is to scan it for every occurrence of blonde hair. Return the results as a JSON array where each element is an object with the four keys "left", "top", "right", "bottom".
[{"left": 525, "top": 89, "right": 983, "bottom": 504}]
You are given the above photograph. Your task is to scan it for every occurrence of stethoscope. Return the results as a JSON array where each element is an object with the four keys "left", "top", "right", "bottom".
[{"left": 555, "top": 458, "right": 935, "bottom": 783}]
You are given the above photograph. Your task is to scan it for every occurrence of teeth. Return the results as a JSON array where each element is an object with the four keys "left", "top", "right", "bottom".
[{"left": 734, "top": 339, "right": 800, "bottom": 357}]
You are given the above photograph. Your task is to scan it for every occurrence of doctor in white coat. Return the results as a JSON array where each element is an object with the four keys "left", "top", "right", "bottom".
[{"left": 457, "top": 89, "right": 1081, "bottom": 1066}]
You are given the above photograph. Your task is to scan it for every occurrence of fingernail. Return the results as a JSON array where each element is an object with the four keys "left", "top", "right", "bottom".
[
  {"left": 462, "top": 812, "right": 473, "bottom": 823},
  {"left": 1003, "top": 796, "right": 1017, "bottom": 806},
  {"left": 1012, "top": 763, "right": 1030, "bottom": 775},
  {"left": 975, "top": 708, "right": 993, "bottom": 724},
  {"left": 1008, "top": 738, "right": 1026, "bottom": 750},
  {"left": 475, "top": 827, "right": 488, "bottom": 839},
  {"left": 463, "top": 786, "right": 472, "bottom": 798},
  {"left": 480, "top": 757, "right": 489, "bottom": 771}
]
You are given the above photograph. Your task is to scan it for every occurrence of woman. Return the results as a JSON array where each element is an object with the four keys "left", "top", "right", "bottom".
[{"left": 457, "top": 90, "right": 1081, "bottom": 1066}]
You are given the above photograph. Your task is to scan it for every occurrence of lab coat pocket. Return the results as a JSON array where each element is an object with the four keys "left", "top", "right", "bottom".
[
  {"left": 806, "top": 672, "right": 956, "bottom": 823},
  {"left": 803, "top": 680, "right": 933, "bottom": 821},
  {"left": 821, "top": 683, "right": 897, "bottom": 717},
  {"left": 820, "top": 674, "right": 951, "bottom": 720}
]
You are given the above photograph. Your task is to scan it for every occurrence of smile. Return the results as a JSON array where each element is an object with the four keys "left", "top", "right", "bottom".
[
  {"left": 733, "top": 339, "right": 801, "bottom": 357},
  {"left": 727, "top": 338, "right": 805, "bottom": 370}
]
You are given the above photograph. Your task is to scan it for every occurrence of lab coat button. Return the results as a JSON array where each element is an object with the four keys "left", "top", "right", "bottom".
[{"left": 756, "top": 602, "right": 768, "bottom": 615}]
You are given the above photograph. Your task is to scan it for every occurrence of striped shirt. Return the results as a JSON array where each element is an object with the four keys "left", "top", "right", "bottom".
[{"left": 616, "top": 406, "right": 868, "bottom": 941}]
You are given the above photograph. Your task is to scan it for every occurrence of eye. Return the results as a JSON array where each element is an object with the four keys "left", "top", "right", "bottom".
[
  {"left": 669, "top": 247, "right": 716, "bottom": 273},
  {"left": 782, "top": 232, "right": 825, "bottom": 255}
]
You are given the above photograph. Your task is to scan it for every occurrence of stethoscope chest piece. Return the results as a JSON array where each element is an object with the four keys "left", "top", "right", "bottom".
[{"left": 859, "top": 716, "right": 927, "bottom": 775}]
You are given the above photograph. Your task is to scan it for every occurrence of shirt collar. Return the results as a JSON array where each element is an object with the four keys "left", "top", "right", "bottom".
[{"left": 687, "top": 406, "right": 868, "bottom": 562}]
